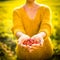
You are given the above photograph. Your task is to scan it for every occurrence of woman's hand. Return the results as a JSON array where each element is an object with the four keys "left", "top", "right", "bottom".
[
  {"left": 31, "top": 35, "right": 44, "bottom": 46},
  {"left": 31, "top": 32, "right": 46, "bottom": 46},
  {"left": 17, "top": 32, "right": 30, "bottom": 48},
  {"left": 27, "top": 32, "right": 46, "bottom": 52}
]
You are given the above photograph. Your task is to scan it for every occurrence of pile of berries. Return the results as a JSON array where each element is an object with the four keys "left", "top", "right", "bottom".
[{"left": 23, "top": 39, "right": 39, "bottom": 46}]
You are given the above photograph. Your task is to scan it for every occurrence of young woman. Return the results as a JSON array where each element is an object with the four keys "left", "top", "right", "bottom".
[{"left": 12, "top": 0, "right": 53, "bottom": 60}]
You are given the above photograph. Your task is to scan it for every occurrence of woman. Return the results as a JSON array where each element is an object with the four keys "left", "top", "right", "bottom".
[{"left": 12, "top": 0, "right": 53, "bottom": 60}]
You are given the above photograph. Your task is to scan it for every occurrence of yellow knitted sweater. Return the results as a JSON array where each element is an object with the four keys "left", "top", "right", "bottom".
[
  {"left": 12, "top": 5, "right": 51, "bottom": 37},
  {"left": 12, "top": 5, "right": 53, "bottom": 60}
]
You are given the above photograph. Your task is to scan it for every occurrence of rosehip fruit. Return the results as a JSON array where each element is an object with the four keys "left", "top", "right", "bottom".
[
  {"left": 34, "top": 40, "right": 39, "bottom": 44},
  {"left": 23, "top": 40, "right": 27, "bottom": 45},
  {"left": 23, "top": 38, "right": 40, "bottom": 46}
]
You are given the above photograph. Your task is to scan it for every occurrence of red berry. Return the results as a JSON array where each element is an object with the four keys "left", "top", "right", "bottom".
[
  {"left": 23, "top": 40, "right": 27, "bottom": 45},
  {"left": 27, "top": 39, "right": 32, "bottom": 46},
  {"left": 27, "top": 40, "right": 30, "bottom": 45},
  {"left": 34, "top": 40, "right": 39, "bottom": 44},
  {"left": 31, "top": 39, "right": 34, "bottom": 44},
  {"left": 23, "top": 39, "right": 40, "bottom": 46}
]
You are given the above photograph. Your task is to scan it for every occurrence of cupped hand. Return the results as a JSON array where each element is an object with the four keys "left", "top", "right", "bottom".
[
  {"left": 27, "top": 33, "right": 44, "bottom": 52},
  {"left": 18, "top": 34, "right": 30, "bottom": 48},
  {"left": 31, "top": 33, "right": 44, "bottom": 47}
]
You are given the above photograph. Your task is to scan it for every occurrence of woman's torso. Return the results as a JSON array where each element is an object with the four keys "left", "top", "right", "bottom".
[{"left": 15, "top": 5, "right": 44, "bottom": 37}]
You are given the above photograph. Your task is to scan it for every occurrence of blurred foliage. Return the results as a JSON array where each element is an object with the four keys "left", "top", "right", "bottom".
[
  {"left": 0, "top": 0, "right": 14, "bottom": 2},
  {"left": 0, "top": 0, "right": 60, "bottom": 40},
  {"left": 0, "top": 0, "right": 60, "bottom": 60},
  {"left": 0, "top": 42, "right": 16, "bottom": 60}
]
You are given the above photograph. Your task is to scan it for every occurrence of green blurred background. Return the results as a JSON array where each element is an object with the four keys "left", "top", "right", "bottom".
[{"left": 0, "top": 0, "right": 60, "bottom": 60}]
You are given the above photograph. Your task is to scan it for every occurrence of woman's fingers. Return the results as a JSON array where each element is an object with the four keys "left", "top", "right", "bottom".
[{"left": 32, "top": 44, "right": 40, "bottom": 47}]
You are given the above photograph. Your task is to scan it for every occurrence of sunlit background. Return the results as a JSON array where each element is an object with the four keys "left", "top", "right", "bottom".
[{"left": 0, "top": 0, "right": 60, "bottom": 60}]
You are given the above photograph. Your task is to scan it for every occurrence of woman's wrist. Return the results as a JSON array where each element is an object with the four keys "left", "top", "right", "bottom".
[
  {"left": 16, "top": 32, "right": 24, "bottom": 38},
  {"left": 38, "top": 32, "right": 46, "bottom": 38}
]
